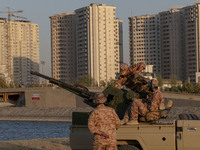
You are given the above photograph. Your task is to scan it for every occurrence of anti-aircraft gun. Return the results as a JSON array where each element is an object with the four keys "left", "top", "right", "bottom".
[{"left": 30, "top": 71, "right": 137, "bottom": 120}]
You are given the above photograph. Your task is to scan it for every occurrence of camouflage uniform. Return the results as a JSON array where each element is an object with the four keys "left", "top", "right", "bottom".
[
  {"left": 146, "top": 90, "right": 164, "bottom": 121},
  {"left": 88, "top": 104, "right": 120, "bottom": 150},
  {"left": 115, "top": 62, "right": 146, "bottom": 90},
  {"left": 128, "top": 89, "right": 164, "bottom": 121},
  {"left": 122, "top": 83, "right": 151, "bottom": 122}
]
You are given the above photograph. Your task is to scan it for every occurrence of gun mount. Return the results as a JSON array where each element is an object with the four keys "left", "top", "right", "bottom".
[
  {"left": 30, "top": 71, "right": 136, "bottom": 119},
  {"left": 30, "top": 71, "right": 97, "bottom": 107}
]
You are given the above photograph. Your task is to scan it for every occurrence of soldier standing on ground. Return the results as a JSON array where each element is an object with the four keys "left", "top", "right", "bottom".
[{"left": 88, "top": 93, "right": 121, "bottom": 150}]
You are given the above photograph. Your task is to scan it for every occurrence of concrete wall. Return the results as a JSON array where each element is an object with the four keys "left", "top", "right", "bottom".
[{"left": 25, "top": 87, "right": 76, "bottom": 108}]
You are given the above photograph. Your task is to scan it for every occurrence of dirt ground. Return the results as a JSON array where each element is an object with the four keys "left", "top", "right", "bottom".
[{"left": 0, "top": 138, "right": 71, "bottom": 150}]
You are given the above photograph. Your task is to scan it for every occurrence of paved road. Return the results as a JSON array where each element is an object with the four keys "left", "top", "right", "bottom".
[{"left": 163, "top": 92, "right": 200, "bottom": 101}]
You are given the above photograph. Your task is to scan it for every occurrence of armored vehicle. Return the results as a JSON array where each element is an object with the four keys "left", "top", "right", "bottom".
[{"left": 31, "top": 71, "right": 200, "bottom": 150}]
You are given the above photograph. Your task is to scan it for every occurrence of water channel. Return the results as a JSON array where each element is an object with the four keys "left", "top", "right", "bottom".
[{"left": 0, "top": 121, "right": 71, "bottom": 141}]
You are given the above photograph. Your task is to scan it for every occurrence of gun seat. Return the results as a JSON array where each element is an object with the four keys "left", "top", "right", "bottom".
[{"left": 139, "top": 100, "right": 173, "bottom": 122}]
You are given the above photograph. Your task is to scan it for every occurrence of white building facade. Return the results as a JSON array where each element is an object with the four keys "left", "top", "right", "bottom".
[
  {"left": 75, "top": 4, "right": 123, "bottom": 86},
  {"left": 50, "top": 13, "right": 76, "bottom": 83},
  {"left": 129, "top": 15, "right": 161, "bottom": 74},
  {"left": 51, "top": 4, "right": 123, "bottom": 86},
  {"left": 0, "top": 19, "right": 39, "bottom": 86},
  {"left": 129, "top": 3, "right": 200, "bottom": 83}
]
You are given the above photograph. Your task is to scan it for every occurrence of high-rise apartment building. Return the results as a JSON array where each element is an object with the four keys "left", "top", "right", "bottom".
[
  {"left": 129, "top": 15, "right": 161, "bottom": 74},
  {"left": 0, "top": 19, "right": 39, "bottom": 86},
  {"left": 159, "top": 8, "right": 185, "bottom": 81},
  {"left": 160, "top": 4, "right": 200, "bottom": 83},
  {"left": 75, "top": 4, "right": 123, "bottom": 85},
  {"left": 50, "top": 4, "right": 123, "bottom": 86},
  {"left": 130, "top": 3, "right": 200, "bottom": 83},
  {"left": 183, "top": 4, "right": 200, "bottom": 83},
  {"left": 50, "top": 13, "right": 76, "bottom": 83}
]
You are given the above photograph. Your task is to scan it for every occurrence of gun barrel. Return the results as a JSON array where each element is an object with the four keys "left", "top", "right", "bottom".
[{"left": 30, "top": 71, "right": 96, "bottom": 100}]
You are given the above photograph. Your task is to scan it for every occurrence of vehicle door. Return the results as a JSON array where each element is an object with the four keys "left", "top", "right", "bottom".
[{"left": 177, "top": 120, "right": 200, "bottom": 150}]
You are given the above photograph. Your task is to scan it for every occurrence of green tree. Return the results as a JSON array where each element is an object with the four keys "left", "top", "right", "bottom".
[
  {"left": 0, "top": 77, "right": 8, "bottom": 88},
  {"left": 156, "top": 74, "right": 163, "bottom": 87},
  {"left": 8, "top": 82, "right": 15, "bottom": 88},
  {"left": 100, "top": 80, "right": 106, "bottom": 87},
  {"left": 171, "top": 85, "right": 182, "bottom": 93},
  {"left": 31, "top": 82, "right": 40, "bottom": 87},
  {"left": 177, "top": 85, "right": 182, "bottom": 93},
  {"left": 170, "top": 75, "right": 177, "bottom": 87},
  {"left": 193, "top": 83, "right": 200, "bottom": 94},
  {"left": 76, "top": 75, "right": 95, "bottom": 87},
  {"left": 107, "top": 79, "right": 117, "bottom": 87},
  {"left": 182, "top": 80, "right": 194, "bottom": 93}
]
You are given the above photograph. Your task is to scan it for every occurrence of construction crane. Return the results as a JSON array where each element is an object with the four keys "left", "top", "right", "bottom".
[
  {"left": 12, "top": 14, "right": 27, "bottom": 20},
  {"left": 0, "top": 7, "right": 24, "bottom": 80},
  {"left": 0, "top": 7, "right": 24, "bottom": 21}
]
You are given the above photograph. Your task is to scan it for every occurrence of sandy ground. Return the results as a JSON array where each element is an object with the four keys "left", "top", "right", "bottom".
[{"left": 0, "top": 138, "right": 71, "bottom": 150}]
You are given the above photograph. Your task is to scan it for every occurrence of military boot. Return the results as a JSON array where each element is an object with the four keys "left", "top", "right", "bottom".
[{"left": 120, "top": 117, "right": 129, "bottom": 125}]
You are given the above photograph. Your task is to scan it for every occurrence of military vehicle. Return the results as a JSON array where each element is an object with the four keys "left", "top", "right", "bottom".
[{"left": 31, "top": 71, "right": 200, "bottom": 150}]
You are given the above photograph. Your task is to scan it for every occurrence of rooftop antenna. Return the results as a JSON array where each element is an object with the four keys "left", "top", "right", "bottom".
[{"left": 131, "top": 10, "right": 133, "bottom": 17}]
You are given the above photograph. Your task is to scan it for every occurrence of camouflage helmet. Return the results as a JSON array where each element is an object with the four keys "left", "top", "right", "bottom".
[
  {"left": 94, "top": 93, "right": 107, "bottom": 104},
  {"left": 120, "top": 63, "right": 128, "bottom": 71},
  {"left": 138, "top": 62, "right": 146, "bottom": 70}
]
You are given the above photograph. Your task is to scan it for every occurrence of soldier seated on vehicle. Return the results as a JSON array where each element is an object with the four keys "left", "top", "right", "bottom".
[
  {"left": 121, "top": 79, "right": 164, "bottom": 125},
  {"left": 115, "top": 62, "right": 146, "bottom": 90}
]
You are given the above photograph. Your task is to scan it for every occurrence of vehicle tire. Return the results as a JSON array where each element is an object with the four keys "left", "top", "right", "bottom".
[
  {"left": 190, "top": 114, "right": 199, "bottom": 120},
  {"left": 179, "top": 114, "right": 199, "bottom": 120},
  {"left": 118, "top": 145, "right": 140, "bottom": 150},
  {"left": 179, "top": 114, "right": 191, "bottom": 120}
]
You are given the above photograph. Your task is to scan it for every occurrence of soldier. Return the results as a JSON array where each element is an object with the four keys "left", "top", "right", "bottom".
[
  {"left": 115, "top": 62, "right": 146, "bottom": 91},
  {"left": 115, "top": 63, "right": 129, "bottom": 89},
  {"left": 145, "top": 79, "right": 165, "bottom": 121},
  {"left": 88, "top": 93, "right": 121, "bottom": 150},
  {"left": 122, "top": 79, "right": 164, "bottom": 125}
]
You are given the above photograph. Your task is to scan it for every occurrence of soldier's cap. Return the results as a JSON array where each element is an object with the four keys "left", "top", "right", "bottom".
[
  {"left": 152, "top": 79, "right": 159, "bottom": 87},
  {"left": 139, "top": 62, "right": 146, "bottom": 69},
  {"left": 120, "top": 63, "right": 128, "bottom": 71},
  {"left": 94, "top": 93, "right": 107, "bottom": 104}
]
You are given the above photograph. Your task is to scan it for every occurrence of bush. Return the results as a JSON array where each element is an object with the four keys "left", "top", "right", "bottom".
[
  {"left": 100, "top": 80, "right": 106, "bottom": 87},
  {"left": 156, "top": 74, "right": 163, "bottom": 87},
  {"left": 0, "top": 77, "right": 8, "bottom": 88},
  {"left": 76, "top": 75, "right": 95, "bottom": 87},
  {"left": 171, "top": 85, "right": 182, "bottom": 93},
  {"left": 182, "top": 81, "right": 194, "bottom": 93},
  {"left": 107, "top": 79, "right": 117, "bottom": 87},
  {"left": 194, "top": 83, "right": 200, "bottom": 94},
  {"left": 164, "top": 87, "right": 170, "bottom": 92}
]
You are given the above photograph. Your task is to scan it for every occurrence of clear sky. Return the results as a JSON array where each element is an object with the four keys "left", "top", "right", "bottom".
[{"left": 0, "top": 0, "right": 195, "bottom": 76}]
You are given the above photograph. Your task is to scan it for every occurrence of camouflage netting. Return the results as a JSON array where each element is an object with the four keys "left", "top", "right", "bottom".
[{"left": 72, "top": 86, "right": 138, "bottom": 125}]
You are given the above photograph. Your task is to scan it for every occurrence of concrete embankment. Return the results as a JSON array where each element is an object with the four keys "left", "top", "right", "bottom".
[
  {"left": 0, "top": 92, "right": 199, "bottom": 122},
  {"left": 0, "top": 105, "right": 93, "bottom": 122}
]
